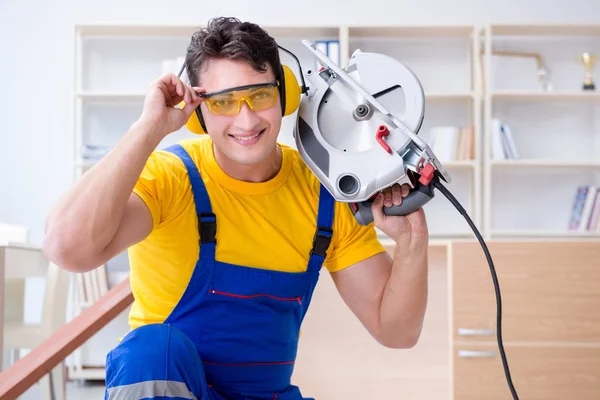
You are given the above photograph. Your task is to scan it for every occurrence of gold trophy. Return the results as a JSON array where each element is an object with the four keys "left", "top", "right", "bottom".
[{"left": 579, "top": 52, "right": 596, "bottom": 91}]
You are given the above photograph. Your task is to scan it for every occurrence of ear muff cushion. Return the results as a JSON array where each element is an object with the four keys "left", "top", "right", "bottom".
[
  {"left": 184, "top": 105, "right": 207, "bottom": 134},
  {"left": 281, "top": 65, "right": 301, "bottom": 116}
]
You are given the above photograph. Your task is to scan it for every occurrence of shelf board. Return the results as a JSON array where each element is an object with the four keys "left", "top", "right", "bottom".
[
  {"left": 426, "top": 91, "right": 476, "bottom": 101},
  {"left": 441, "top": 160, "right": 477, "bottom": 168},
  {"left": 76, "top": 24, "right": 340, "bottom": 38},
  {"left": 349, "top": 25, "right": 475, "bottom": 38},
  {"left": 489, "top": 23, "right": 600, "bottom": 36},
  {"left": 491, "top": 229, "right": 600, "bottom": 238},
  {"left": 491, "top": 159, "right": 600, "bottom": 169},
  {"left": 76, "top": 23, "right": 200, "bottom": 36},
  {"left": 76, "top": 91, "right": 146, "bottom": 100},
  {"left": 429, "top": 231, "right": 474, "bottom": 238},
  {"left": 264, "top": 26, "right": 340, "bottom": 38},
  {"left": 491, "top": 91, "right": 600, "bottom": 102}
]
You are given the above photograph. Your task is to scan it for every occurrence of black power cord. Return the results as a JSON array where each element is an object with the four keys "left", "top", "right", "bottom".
[{"left": 431, "top": 176, "right": 520, "bottom": 400}]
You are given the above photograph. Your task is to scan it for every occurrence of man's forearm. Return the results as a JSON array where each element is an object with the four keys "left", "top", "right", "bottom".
[{"left": 377, "top": 244, "right": 428, "bottom": 348}]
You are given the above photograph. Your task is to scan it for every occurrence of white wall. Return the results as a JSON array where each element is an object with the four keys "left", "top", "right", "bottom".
[{"left": 1, "top": 0, "right": 600, "bottom": 245}]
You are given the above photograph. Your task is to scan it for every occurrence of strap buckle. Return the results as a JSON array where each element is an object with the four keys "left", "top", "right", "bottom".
[
  {"left": 199, "top": 212, "right": 217, "bottom": 244},
  {"left": 311, "top": 226, "right": 333, "bottom": 257}
]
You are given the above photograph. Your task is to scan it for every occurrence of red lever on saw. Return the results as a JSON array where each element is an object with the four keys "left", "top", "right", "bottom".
[
  {"left": 418, "top": 162, "right": 436, "bottom": 185},
  {"left": 376, "top": 125, "right": 392, "bottom": 154}
]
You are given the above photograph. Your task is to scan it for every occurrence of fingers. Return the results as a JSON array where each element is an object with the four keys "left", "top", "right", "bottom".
[
  {"left": 181, "top": 86, "right": 205, "bottom": 115},
  {"left": 157, "top": 73, "right": 205, "bottom": 111},
  {"left": 382, "top": 187, "right": 393, "bottom": 207},
  {"left": 380, "top": 183, "right": 411, "bottom": 207},
  {"left": 371, "top": 192, "right": 385, "bottom": 226},
  {"left": 391, "top": 184, "right": 403, "bottom": 206},
  {"left": 164, "top": 73, "right": 184, "bottom": 98},
  {"left": 156, "top": 73, "right": 195, "bottom": 107},
  {"left": 401, "top": 183, "right": 410, "bottom": 197}
]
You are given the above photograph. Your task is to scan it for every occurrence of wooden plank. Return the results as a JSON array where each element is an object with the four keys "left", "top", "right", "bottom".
[{"left": 0, "top": 277, "right": 133, "bottom": 400}]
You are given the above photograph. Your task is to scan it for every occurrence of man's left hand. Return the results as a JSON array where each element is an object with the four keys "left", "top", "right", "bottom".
[{"left": 371, "top": 183, "right": 429, "bottom": 250}]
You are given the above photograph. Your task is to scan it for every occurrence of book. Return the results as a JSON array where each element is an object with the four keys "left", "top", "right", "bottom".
[
  {"left": 427, "top": 125, "right": 473, "bottom": 161},
  {"left": 491, "top": 119, "right": 520, "bottom": 160},
  {"left": 567, "top": 185, "right": 600, "bottom": 231}
]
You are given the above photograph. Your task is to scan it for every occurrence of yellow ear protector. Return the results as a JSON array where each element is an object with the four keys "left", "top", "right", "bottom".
[{"left": 178, "top": 45, "right": 308, "bottom": 135}]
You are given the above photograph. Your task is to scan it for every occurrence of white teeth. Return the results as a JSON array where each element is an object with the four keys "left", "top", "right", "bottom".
[{"left": 234, "top": 131, "right": 262, "bottom": 141}]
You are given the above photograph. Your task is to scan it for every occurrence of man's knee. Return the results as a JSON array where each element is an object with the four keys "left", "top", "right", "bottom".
[
  {"left": 108, "top": 324, "right": 173, "bottom": 380},
  {"left": 105, "top": 324, "right": 206, "bottom": 399}
]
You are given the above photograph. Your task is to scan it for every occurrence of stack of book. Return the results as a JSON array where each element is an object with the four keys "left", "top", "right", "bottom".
[{"left": 426, "top": 126, "right": 474, "bottom": 161}]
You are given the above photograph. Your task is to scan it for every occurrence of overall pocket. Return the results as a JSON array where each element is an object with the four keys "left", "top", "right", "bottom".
[{"left": 198, "top": 283, "right": 306, "bottom": 365}]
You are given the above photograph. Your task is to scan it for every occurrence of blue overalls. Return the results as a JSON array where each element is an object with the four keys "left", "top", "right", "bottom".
[{"left": 104, "top": 144, "right": 335, "bottom": 400}]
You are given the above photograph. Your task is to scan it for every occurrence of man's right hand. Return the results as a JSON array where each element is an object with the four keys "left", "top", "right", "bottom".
[{"left": 139, "top": 73, "right": 205, "bottom": 139}]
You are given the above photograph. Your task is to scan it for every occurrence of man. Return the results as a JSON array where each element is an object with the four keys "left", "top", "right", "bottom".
[{"left": 44, "top": 17, "right": 429, "bottom": 400}]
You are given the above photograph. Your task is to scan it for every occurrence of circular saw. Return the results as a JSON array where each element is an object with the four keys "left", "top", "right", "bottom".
[{"left": 294, "top": 40, "right": 451, "bottom": 225}]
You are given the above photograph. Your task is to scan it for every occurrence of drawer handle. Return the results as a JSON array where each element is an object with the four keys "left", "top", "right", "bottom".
[
  {"left": 458, "top": 328, "right": 494, "bottom": 336},
  {"left": 458, "top": 350, "right": 496, "bottom": 358}
]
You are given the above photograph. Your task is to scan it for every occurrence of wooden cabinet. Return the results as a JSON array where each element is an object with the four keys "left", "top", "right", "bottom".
[
  {"left": 294, "top": 239, "right": 600, "bottom": 399},
  {"left": 453, "top": 344, "right": 600, "bottom": 400},
  {"left": 450, "top": 240, "right": 600, "bottom": 399}
]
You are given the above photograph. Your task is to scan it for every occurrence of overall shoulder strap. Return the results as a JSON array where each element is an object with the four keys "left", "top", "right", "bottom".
[
  {"left": 163, "top": 144, "right": 216, "bottom": 262},
  {"left": 307, "top": 183, "right": 335, "bottom": 272}
]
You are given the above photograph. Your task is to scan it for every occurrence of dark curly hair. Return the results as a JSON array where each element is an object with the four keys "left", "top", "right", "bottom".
[{"left": 185, "top": 17, "right": 281, "bottom": 87}]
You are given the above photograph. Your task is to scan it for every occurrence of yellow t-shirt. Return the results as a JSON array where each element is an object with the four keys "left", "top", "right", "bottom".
[{"left": 128, "top": 135, "right": 385, "bottom": 330}]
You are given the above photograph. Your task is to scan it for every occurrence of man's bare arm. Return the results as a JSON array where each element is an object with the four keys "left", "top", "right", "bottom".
[
  {"left": 330, "top": 185, "right": 430, "bottom": 348},
  {"left": 44, "top": 74, "right": 204, "bottom": 272}
]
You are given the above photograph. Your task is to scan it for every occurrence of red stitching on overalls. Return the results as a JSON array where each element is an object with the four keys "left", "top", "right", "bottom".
[{"left": 209, "top": 290, "right": 302, "bottom": 304}]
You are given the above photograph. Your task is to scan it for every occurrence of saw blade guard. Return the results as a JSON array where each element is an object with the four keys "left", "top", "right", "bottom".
[{"left": 295, "top": 41, "right": 451, "bottom": 204}]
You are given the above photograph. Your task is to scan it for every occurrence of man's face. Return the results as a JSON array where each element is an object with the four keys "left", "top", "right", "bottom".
[{"left": 198, "top": 58, "right": 283, "bottom": 167}]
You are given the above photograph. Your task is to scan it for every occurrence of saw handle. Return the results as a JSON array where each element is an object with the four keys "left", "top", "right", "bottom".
[{"left": 351, "top": 180, "right": 435, "bottom": 226}]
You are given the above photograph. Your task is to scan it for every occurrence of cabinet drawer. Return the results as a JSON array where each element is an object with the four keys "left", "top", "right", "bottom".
[
  {"left": 453, "top": 343, "right": 600, "bottom": 400},
  {"left": 451, "top": 240, "right": 600, "bottom": 342}
]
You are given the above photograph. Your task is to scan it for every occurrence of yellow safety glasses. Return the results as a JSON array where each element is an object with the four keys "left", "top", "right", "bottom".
[{"left": 200, "top": 81, "right": 280, "bottom": 116}]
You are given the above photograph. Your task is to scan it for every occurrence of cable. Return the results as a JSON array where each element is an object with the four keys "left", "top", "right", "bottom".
[{"left": 431, "top": 176, "right": 520, "bottom": 400}]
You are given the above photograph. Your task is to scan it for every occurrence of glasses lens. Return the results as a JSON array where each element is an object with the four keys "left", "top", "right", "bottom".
[
  {"left": 247, "top": 86, "right": 279, "bottom": 111},
  {"left": 206, "top": 96, "right": 239, "bottom": 116},
  {"left": 205, "top": 84, "right": 279, "bottom": 116}
]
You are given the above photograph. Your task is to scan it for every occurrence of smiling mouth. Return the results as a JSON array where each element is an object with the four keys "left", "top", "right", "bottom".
[{"left": 229, "top": 128, "right": 266, "bottom": 141}]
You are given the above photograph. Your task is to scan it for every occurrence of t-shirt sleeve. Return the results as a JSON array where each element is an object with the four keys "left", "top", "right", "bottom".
[
  {"left": 132, "top": 150, "right": 180, "bottom": 231},
  {"left": 323, "top": 200, "right": 387, "bottom": 273}
]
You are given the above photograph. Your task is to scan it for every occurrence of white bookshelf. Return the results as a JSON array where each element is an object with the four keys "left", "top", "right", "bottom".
[
  {"left": 482, "top": 23, "right": 600, "bottom": 239},
  {"left": 70, "top": 22, "right": 482, "bottom": 378}
]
